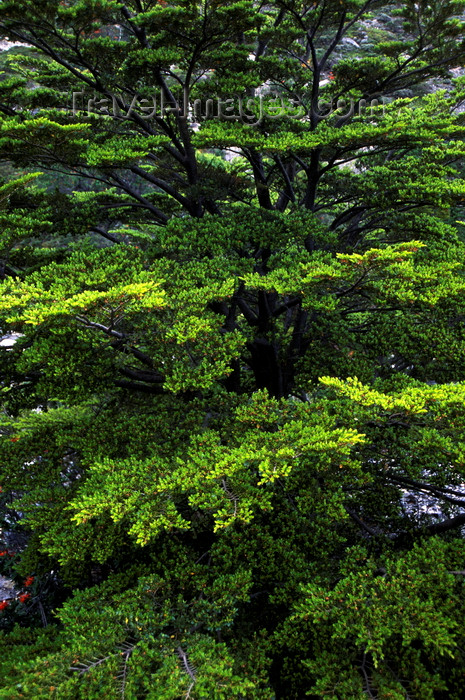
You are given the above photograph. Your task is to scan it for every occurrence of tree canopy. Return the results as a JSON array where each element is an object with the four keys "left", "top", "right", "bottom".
[{"left": 1, "top": 1, "right": 465, "bottom": 697}]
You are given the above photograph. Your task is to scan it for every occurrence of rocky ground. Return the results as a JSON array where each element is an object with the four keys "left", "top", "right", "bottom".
[{"left": 0, "top": 39, "right": 28, "bottom": 51}]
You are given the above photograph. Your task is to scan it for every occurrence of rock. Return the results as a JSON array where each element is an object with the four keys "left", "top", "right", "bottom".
[
  {"left": 0, "top": 333, "right": 22, "bottom": 348},
  {"left": 0, "top": 575, "right": 17, "bottom": 601}
]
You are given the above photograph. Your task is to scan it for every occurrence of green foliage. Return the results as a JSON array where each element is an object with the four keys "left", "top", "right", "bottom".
[{"left": 1, "top": 1, "right": 465, "bottom": 698}]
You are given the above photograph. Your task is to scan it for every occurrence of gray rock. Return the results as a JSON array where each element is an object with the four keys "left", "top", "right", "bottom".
[{"left": 0, "top": 575, "right": 17, "bottom": 601}]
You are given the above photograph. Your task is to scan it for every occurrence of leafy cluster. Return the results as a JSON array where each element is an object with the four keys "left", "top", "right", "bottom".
[{"left": 1, "top": 1, "right": 465, "bottom": 698}]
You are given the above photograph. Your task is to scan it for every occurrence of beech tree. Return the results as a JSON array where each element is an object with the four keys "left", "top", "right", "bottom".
[{"left": 1, "top": 1, "right": 465, "bottom": 697}]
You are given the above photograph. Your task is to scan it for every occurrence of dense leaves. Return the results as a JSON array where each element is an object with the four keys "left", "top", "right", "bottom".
[{"left": 1, "top": 1, "right": 465, "bottom": 698}]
